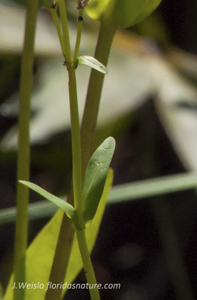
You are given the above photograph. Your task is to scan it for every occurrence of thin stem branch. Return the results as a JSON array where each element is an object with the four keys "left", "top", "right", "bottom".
[
  {"left": 77, "top": 229, "right": 101, "bottom": 300},
  {"left": 68, "top": 64, "right": 102, "bottom": 300},
  {"left": 50, "top": 8, "right": 66, "bottom": 55},
  {"left": 14, "top": 0, "right": 38, "bottom": 299},
  {"left": 59, "top": 0, "right": 72, "bottom": 63},
  {"left": 74, "top": 8, "right": 84, "bottom": 61},
  {"left": 68, "top": 67, "right": 84, "bottom": 227}
]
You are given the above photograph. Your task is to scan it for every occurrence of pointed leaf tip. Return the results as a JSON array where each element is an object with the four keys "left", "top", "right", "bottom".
[
  {"left": 77, "top": 56, "right": 108, "bottom": 74},
  {"left": 19, "top": 180, "right": 75, "bottom": 221}
]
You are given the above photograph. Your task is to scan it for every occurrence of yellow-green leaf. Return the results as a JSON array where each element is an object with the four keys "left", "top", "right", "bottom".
[
  {"left": 86, "top": 0, "right": 162, "bottom": 28},
  {"left": 3, "top": 209, "right": 64, "bottom": 300},
  {"left": 3, "top": 169, "right": 113, "bottom": 300},
  {"left": 86, "top": 0, "right": 110, "bottom": 21}
]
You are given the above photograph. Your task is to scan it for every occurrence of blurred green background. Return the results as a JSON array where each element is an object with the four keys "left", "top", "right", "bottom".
[{"left": 1, "top": 0, "right": 197, "bottom": 299}]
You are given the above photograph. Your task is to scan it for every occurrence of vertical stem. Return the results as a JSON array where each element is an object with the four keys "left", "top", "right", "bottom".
[
  {"left": 59, "top": 0, "right": 72, "bottom": 63},
  {"left": 50, "top": 8, "right": 66, "bottom": 55},
  {"left": 45, "top": 19, "right": 117, "bottom": 300},
  {"left": 45, "top": 68, "right": 83, "bottom": 300},
  {"left": 68, "top": 66, "right": 101, "bottom": 300},
  {"left": 74, "top": 8, "right": 84, "bottom": 61},
  {"left": 81, "top": 19, "right": 117, "bottom": 176},
  {"left": 77, "top": 230, "right": 101, "bottom": 300},
  {"left": 68, "top": 67, "right": 83, "bottom": 226},
  {"left": 14, "top": 0, "right": 38, "bottom": 298}
]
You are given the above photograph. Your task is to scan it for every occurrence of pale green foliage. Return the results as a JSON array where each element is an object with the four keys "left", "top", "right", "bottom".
[
  {"left": 86, "top": 0, "right": 162, "bottom": 28},
  {"left": 77, "top": 56, "right": 108, "bottom": 74},
  {"left": 83, "top": 137, "right": 115, "bottom": 224},
  {"left": 19, "top": 181, "right": 81, "bottom": 229},
  {"left": 4, "top": 170, "right": 113, "bottom": 300}
]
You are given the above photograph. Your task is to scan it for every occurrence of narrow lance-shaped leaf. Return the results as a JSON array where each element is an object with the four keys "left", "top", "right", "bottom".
[
  {"left": 83, "top": 137, "right": 115, "bottom": 225},
  {"left": 76, "top": 56, "right": 108, "bottom": 74},
  {"left": 4, "top": 171, "right": 113, "bottom": 300},
  {"left": 2, "top": 172, "right": 197, "bottom": 225},
  {"left": 19, "top": 181, "right": 80, "bottom": 229},
  {"left": 62, "top": 168, "right": 114, "bottom": 296}
]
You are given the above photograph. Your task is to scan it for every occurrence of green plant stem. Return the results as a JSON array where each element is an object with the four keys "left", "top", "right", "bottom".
[
  {"left": 50, "top": 8, "right": 66, "bottom": 55},
  {"left": 68, "top": 66, "right": 101, "bottom": 300},
  {"left": 14, "top": 0, "right": 38, "bottom": 272},
  {"left": 42, "top": 0, "right": 64, "bottom": 55},
  {"left": 45, "top": 18, "right": 117, "bottom": 300},
  {"left": 74, "top": 8, "right": 84, "bottom": 61},
  {"left": 68, "top": 67, "right": 84, "bottom": 227},
  {"left": 59, "top": 0, "right": 72, "bottom": 63},
  {"left": 77, "top": 229, "right": 101, "bottom": 300},
  {"left": 81, "top": 19, "right": 117, "bottom": 175},
  {"left": 14, "top": 0, "right": 38, "bottom": 298}
]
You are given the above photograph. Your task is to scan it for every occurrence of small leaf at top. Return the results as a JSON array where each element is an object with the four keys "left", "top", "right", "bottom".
[
  {"left": 19, "top": 181, "right": 80, "bottom": 228},
  {"left": 83, "top": 137, "right": 115, "bottom": 225},
  {"left": 77, "top": 56, "right": 108, "bottom": 74},
  {"left": 86, "top": 0, "right": 162, "bottom": 28}
]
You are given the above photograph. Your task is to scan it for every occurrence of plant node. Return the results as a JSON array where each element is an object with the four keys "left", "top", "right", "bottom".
[{"left": 78, "top": 16, "right": 83, "bottom": 22}]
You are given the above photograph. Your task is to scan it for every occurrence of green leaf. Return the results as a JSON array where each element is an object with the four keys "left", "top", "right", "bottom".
[
  {"left": 85, "top": 0, "right": 110, "bottom": 21},
  {"left": 77, "top": 56, "right": 108, "bottom": 74},
  {"left": 19, "top": 181, "right": 78, "bottom": 226},
  {"left": 4, "top": 170, "right": 113, "bottom": 300},
  {"left": 62, "top": 168, "right": 113, "bottom": 296},
  {"left": 2, "top": 173, "right": 197, "bottom": 224},
  {"left": 86, "top": 0, "right": 162, "bottom": 28},
  {"left": 83, "top": 137, "right": 115, "bottom": 224},
  {"left": 3, "top": 209, "right": 64, "bottom": 300}
]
